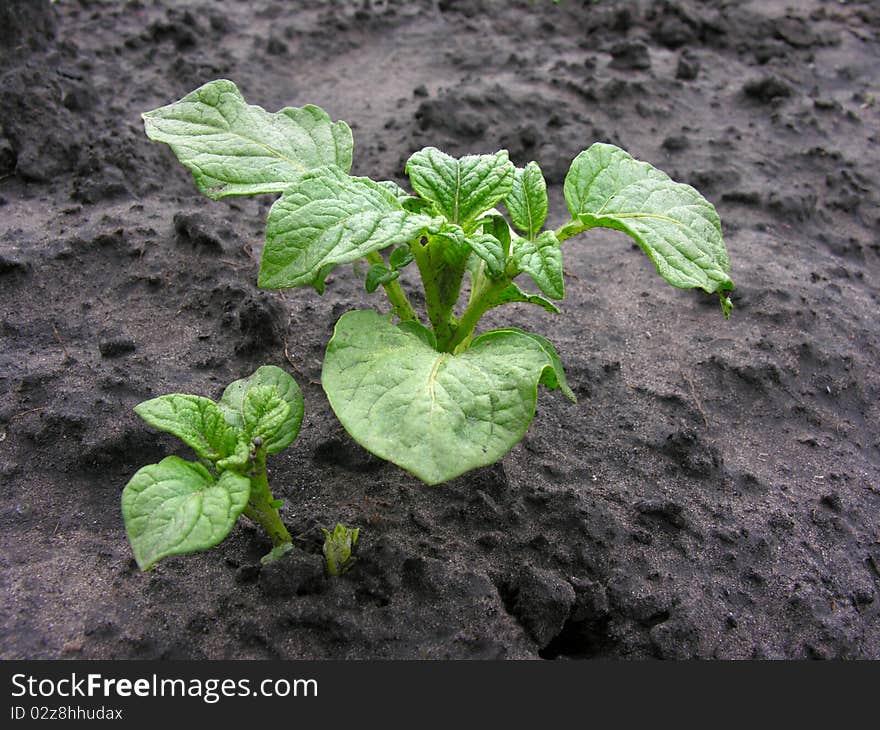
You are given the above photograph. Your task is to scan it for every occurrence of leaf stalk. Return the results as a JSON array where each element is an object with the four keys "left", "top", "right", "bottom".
[
  {"left": 365, "top": 250, "right": 417, "bottom": 322},
  {"left": 554, "top": 220, "right": 588, "bottom": 244}
]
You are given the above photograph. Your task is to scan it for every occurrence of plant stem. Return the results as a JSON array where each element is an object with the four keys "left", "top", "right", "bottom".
[
  {"left": 446, "top": 276, "right": 508, "bottom": 353},
  {"left": 413, "top": 241, "right": 465, "bottom": 351},
  {"left": 365, "top": 250, "right": 417, "bottom": 321},
  {"left": 245, "top": 450, "right": 291, "bottom": 547},
  {"left": 555, "top": 220, "right": 589, "bottom": 244}
]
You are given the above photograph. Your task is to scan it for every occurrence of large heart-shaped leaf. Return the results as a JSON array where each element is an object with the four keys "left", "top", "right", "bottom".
[
  {"left": 121, "top": 456, "right": 250, "bottom": 570},
  {"left": 258, "top": 166, "right": 432, "bottom": 290},
  {"left": 564, "top": 143, "right": 733, "bottom": 315},
  {"left": 142, "top": 79, "right": 353, "bottom": 199},
  {"left": 134, "top": 394, "right": 238, "bottom": 463},
  {"left": 219, "top": 365, "right": 303, "bottom": 454},
  {"left": 321, "top": 310, "right": 574, "bottom": 485}
]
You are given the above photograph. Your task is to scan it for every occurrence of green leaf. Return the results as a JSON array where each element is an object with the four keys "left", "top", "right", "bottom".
[
  {"left": 142, "top": 79, "right": 352, "bottom": 199},
  {"left": 486, "top": 282, "right": 561, "bottom": 315},
  {"left": 466, "top": 233, "right": 506, "bottom": 278},
  {"left": 388, "top": 246, "right": 415, "bottom": 269},
  {"left": 122, "top": 456, "right": 250, "bottom": 570},
  {"left": 511, "top": 230, "right": 564, "bottom": 300},
  {"left": 479, "top": 212, "right": 512, "bottom": 255},
  {"left": 322, "top": 310, "right": 574, "bottom": 485},
  {"left": 564, "top": 143, "right": 733, "bottom": 312},
  {"left": 134, "top": 394, "right": 237, "bottom": 463},
  {"left": 398, "top": 319, "right": 438, "bottom": 350},
  {"left": 365, "top": 263, "right": 399, "bottom": 293},
  {"left": 503, "top": 329, "right": 576, "bottom": 402},
  {"left": 427, "top": 220, "right": 473, "bottom": 266},
  {"left": 260, "top": 542, "right": 294, "bottom": 565},
  {"left": 215, "top": 439, "right": 251, "bottom": 472},
  {"left": 322, "top": 523, "right": 360, "bottom": 577},
  {"left": 505, "top": 162, "right": 548, "bottom": 238},
  {"left": 241, "top": 385, "right": 292, "bottom": 444},
  {"left": 465, "top": 213, "right": 513, "bottom": 291},
  {"left": 402, "top": 197, "right": 434, "bottom": 215},
  {"left": 405, "top": 148, "right": 515, "bottom": 226},
  {"left": 219, "top": 366, "right": 303, "bottom": 454},
  {"left": 258, "top": 166, "right": 432, "bottom": 290},
  {"left": 375, "top": 180, "right": 411, "bottom": 203}
]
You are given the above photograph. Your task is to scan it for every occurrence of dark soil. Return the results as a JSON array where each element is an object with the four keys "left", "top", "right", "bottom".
[{"left": 1, "top": 0, "right": 878, "bottom": 660}]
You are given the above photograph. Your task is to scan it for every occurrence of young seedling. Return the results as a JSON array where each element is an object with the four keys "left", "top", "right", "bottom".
[
  {"left": 321, "top": 523, "right": 360, "bottom": 577},
  {"left": 144, "top": 80, "right": 734, "bottom": 485},
  {"left": 122, "top": 366, "right": 303, "bottom": 570}
]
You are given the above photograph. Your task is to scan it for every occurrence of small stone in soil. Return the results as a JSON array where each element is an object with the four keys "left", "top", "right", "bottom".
[
  {"left": 676, "top": 51, "right": 700, "bottom": 80},
  {"left": 609, "top": 41, "right": 651, "bottom": 71},
  {"left": 743, "top": 75, "right": 793, "bottom": 103},
  {"left": 98, "top": 338, "right": 136, "bottom": 358}
]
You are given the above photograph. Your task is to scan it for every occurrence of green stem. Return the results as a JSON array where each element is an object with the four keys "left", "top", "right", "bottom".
[
  {"left": 245, "top": 450, "right": 291, "bottom": 547},
  {"left": 413, "top": 241, "right": 464, "bottom": 351},
  {"left": 555, "top": 220, "right": 589, "bottom": 244},
  {"left": 446, "top": 276, "right": 508, "bottom": 353},
  {"left": 365, "top": 250, "right": 417, "bottom": 322}
]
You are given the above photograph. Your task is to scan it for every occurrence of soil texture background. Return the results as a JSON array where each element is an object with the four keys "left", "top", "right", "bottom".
[{"left": 1, "top": 0, "right": 879, "bottom": 659}]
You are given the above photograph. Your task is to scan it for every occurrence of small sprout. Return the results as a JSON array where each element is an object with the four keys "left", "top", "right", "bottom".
[
  {"left": 121, "top": 366, "right": 304, "bottom": 570},
  {"left": 322, "top": 523, "right": 359, "bottom": 577}
]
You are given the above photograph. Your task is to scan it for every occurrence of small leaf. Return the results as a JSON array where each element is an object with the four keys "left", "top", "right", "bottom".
[
  {"left": 511, "top": 230, "right": 564, "bottom": 300},
  {"left": 322, "top": 310, "right": 574, "bottom": 485},
  {"left": 405, "top": 147, "right": 515, "bottom": 226},
  {"left": 466, "top": 233, "right": 506, "bottom": 278},
  {"left": 388, "top": 246, "right": 415, "bottom": 270},
  {"left": 427, "top": 220, "right": 473, "bottom": 267},
  {"left": 505, "top": 162, "right": 548, "bottom": 238},
  {"left": 219, "top": 366, "right": 303, "bottom": 454},
  {"left": 258, "top": 166, "right": 432, "bottom": 290},
  {"left": 365, "top": 263, "right": 400, "bottom": 293},
  {"left": 122, "top": 456, "right": 250, "bottom": 570},
  {"left": 134, "top": 394, "right": 237, "bottom": 463},
  {"left": 479, "top": 213, "right": 512, "bottom": 256},
  {"left": 564, "top": 143, "right": 733, "bottom": 310},
  {"left": 241, "top": 385, "right": 292, "bottom": 444},
  {"left": 215, "top": 439, "right": 251, "bottom": 472},
  {"left": 142, "top": 79, "right": 352, "bottom": 199},
  {"left": 260, "top": 542, "right": 294, "bottom": 565},
  {"left": 486, "top": 282, "right": 561, "bottom": 315}
]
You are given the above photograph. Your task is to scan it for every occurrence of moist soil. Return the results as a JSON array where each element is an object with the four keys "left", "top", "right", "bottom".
[{"left": 1, "top": 0, "right": 879, "bottom": 660}]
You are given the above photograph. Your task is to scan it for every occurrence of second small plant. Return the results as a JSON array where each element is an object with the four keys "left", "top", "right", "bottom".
[{"left": 122, "top": 366, "right": 302, "bottom": 570}]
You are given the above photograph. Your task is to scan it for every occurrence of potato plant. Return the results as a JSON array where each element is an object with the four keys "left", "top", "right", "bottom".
[
  {"left": 122, "top": 366, "right": 302, "bottom": 569},
  {"left": 143, "top": 80, "right": 733, "bottom": 485}
]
